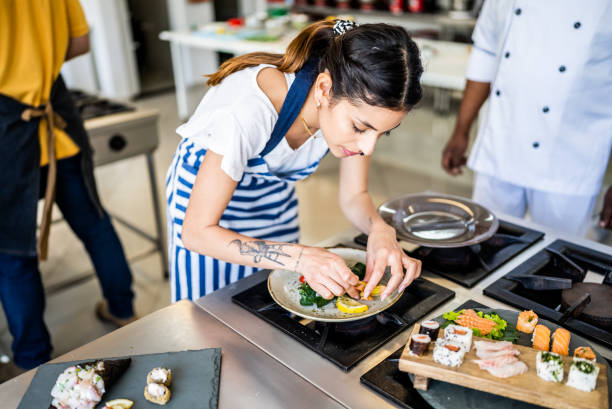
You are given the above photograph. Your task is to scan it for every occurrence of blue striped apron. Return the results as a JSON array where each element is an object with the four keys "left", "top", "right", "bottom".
[{"left": 166, "top": 60, "right": 326, "bottom": 302}]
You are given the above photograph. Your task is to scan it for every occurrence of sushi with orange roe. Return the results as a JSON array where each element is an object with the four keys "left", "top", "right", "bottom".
[
  {"left": 551, "top": 328, "right": 571, "bottom": 356},
  {"left": 532, "top": 324, "right": 551, "bottom": 351},
  {"left": 574, "top": 346, "right": 596, "bottom": 361},
  {"left": 516, "top": 310, "right": 538, "bottom": 333}
]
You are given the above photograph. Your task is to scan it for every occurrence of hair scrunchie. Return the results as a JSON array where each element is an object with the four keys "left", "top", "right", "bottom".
[{"left": 333, "top": 19, "right": 357, "bottom": 36}]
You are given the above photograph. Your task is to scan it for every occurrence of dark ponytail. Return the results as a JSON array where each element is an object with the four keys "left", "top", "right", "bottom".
[{"left": 206, "top": 20, "right": 423, "bottom": 110}]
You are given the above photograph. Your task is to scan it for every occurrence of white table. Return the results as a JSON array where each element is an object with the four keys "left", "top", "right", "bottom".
[{"left": 159, "top": 29, "right": 471, "bottom": 118}]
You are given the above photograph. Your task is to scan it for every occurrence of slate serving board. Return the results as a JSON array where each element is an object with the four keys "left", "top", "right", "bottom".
[
  {"left": 18, "top": 348, "right": 221, "bottom": 409},
  {"left": 409, "top": 309, "right": 611, "bottom": 409}
]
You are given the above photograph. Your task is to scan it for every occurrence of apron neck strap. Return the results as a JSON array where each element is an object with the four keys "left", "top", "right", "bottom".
[{"left": 259, "top": 58, "right": 320, "bottom": 157}]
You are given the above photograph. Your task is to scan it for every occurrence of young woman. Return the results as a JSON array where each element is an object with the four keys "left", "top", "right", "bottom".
[{"left": 166, "top": 19, "right": 424, "bottom": 303}]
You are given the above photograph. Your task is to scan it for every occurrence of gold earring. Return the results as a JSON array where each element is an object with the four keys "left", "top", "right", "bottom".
[{"left": 316, "top": 100, "right": 321, "bottom": 109}]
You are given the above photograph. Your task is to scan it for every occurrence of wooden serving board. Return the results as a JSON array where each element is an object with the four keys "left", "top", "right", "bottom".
[{"left": 399, "top": 325, "right": 609, "bottom": 409}]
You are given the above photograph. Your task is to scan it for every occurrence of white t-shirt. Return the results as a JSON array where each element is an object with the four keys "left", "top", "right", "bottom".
[{"left": 176, "top": 64, "right": 329, "bottom": 182}]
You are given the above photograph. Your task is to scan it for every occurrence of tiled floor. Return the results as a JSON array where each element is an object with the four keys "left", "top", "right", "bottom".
[{"left": 1, "top": 87, "right": 610, "bottom": 383}]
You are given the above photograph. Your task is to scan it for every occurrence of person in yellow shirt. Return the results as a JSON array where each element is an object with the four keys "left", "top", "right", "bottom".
[{"left": 0, "top": 0, "right": 135, "bottom": 372}]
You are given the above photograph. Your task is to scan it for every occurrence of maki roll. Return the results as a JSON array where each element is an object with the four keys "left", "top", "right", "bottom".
[
  {"left": 444, "top": 324, "right": 472, "bottom": 352},
  {"left": 433, "top": 339, "right": 465, "bottom": 368},
  {"left": 536, "top": 351, "right": 564, "bottom": 383},
  {"left": 566, "top": 357, "right": 600, "bottom": 392},
  {"left": 50, "top": 358, "right": 131, "bottom": 409},
  {"left": 418, "top": 320, "right": 440, "bottom": 341},
  {"left": 147, "top": 367, "right": 172, "bottom": 387},
  {"left": 144, "top": 382, "right": 172, "bottom": 405},
  {"left": 409, "top": 333, "right": 431, "bottom": 356}
]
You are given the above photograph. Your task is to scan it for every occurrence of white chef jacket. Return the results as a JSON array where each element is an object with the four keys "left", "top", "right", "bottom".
[{"left": 466, "top": 0, "right": 612, "bottom": 196}]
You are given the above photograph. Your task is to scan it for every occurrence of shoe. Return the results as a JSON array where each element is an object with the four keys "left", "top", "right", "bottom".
[{"left": 95, "top": 300, "right": 138, "bottom": 328}]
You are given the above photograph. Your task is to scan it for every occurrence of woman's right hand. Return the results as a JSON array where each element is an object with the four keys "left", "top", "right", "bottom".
[
  {"left": 441, "top": 130, "right": 469, "bottom": 175},
  {"left": 295, "top": 246, "right": 361, "bottom": 299}
]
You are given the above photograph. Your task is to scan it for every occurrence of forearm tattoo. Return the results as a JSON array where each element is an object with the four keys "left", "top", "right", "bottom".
[{"left": 230, "top": 239, "right": 291, "bottom": 266}]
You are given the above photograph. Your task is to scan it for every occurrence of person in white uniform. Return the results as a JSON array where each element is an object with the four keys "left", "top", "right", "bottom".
[
  {"left": 441, "top": 0, "right": 612, "bottom": 236},
  {"left": 166, "top": 20, "right": 424, "bottom": 302}
]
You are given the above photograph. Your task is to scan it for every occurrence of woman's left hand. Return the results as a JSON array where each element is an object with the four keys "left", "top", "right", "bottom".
[{"left": 363, "top": 222, "right": 421, "bottom": 300}]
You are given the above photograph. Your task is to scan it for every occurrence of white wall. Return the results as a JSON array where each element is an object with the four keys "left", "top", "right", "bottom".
[
  {"left": 62, "top": 0, "right": 140, "bottom": 100},
  {"left": 166, "top": 0, "right": 217, "bottom": 87}
]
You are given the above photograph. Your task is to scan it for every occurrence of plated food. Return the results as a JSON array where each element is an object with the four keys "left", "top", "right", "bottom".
[
  {"left": 268, "top": 248, "right": 404, "bottom": 322},
  {"left": 399, "top": 309, "right": 609, "bottom": 409},
  {"left": 50, "top": 358, "right": 131, "bottom": 409}
]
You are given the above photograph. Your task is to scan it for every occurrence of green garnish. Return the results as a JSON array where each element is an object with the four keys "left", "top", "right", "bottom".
[
  {"left": 298, "top": 282, "right": 334, "bottom": 307},
  {"left": 541, "top": 352, "right": 563, "bottom": 364},
  {"left": 553, "top": 371, "right": 560, "bottom": 382},
  {"left": 574, "top": 360, "right": 595, "bottom": 374},
  {"left": 351, "top": 262, "right": 366, "bottom": 280},
  {"left": 441, "top": 309, "right": 518, "bottom": 342}
]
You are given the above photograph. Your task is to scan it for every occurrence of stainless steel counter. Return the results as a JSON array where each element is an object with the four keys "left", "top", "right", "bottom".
[
  {"left": 197, "top": 213, "right": 612, "bottom": 409},
  {"left": 2, "top": 213, "right": 610, "bottom": 409},
  {"left": 0, "top": 300, "right": 343, "bottom": 409}
]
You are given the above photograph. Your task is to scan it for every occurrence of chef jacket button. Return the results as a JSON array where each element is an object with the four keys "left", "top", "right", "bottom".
[
  {"left": 574, "top": 22, "right": 581, "bottom": 29},
  {"left": 515, "top": 8, "right": 522, "bottom": 15},
  {"left": 542, "top": 106, "right": 550, "bottom": 113},
  {"left": 505, "top": 51, "right": 510, "bottom": 58},
  {"left": 495, "top": 89, "right": 501, "bottom": 96},
  {"left": 533, "top": 142, "right": 540, "bottom": 148},
  {"left": 559, "top": 65, "right": 566, "bottom": 72}
]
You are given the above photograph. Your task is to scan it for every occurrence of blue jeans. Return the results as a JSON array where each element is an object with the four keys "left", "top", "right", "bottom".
[{"left": 0, "top": 154, "right": 134, "bottom": 369}]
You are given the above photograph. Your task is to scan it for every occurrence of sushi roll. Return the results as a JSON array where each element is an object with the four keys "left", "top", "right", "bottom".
[
  {"left": 409, "top": 333, "right": 431, "bottom": 356},
  {"left": 573, "top": 346, "right": 596, "bottom": 361},
  {"left": 433, "top": 339, "right": 466, "bottom": 368},
  {"left": 566, "top": 357, "right": 600, "bottom": 392},
  {"left": 419, "top": 320, "right": 440, "bottom": 341},
  {"left": 144, "top": 382, "right": 172, "bottom": 405},
  {"left": 444, "top": 324, "right": 472, "bottom": 352},
  {"left": 550, "top": 328, "right": 571, "bottom": 356},
  {"left": 516, "top": 310, "right": 538, "bottom": 333},
  {"left": 532, "top": 324, "right": 551, "bottom": 351},
  {"left": 147, "top": 367, "right": 172, "bottom": 387},
  {"left": 536, "top": 351, "right": 564, "bottom": 383},
  {"left": 50, "top": 358, "right": 131, "bottom": 409}
]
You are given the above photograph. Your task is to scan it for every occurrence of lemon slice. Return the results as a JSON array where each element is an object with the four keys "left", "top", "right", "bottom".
[
  {"left": 337, "top": 296, "right": 368, "bottom": 314},
  {"left": 371, "top": 285, "right": 386, "bottom": 296},
  {"left": 105, "top": 399, "right": 134, "bottom": 409}
]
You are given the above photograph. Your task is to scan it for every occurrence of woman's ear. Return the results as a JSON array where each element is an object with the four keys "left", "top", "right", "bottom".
[{"left": 315, "top": 71, "right": 333, "bottom": 108}]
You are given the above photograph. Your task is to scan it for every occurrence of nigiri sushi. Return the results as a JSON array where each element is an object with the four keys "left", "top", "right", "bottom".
[
  {"left": 532, "top": 324, "right": 551, "bottom": 351},
  {"left": 551, "top": 328, "right": 571, "bottom": 356},
  {"left": 516, "top": 310, "right": 538, "bottom": 333},
  {"left": 574, "top": 346, "right": 596, "bottom": 361}
]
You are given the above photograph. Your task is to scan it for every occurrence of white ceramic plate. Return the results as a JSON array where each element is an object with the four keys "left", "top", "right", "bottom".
[{"left": 267, "top": 247, "right": 404, "bottom": 322}]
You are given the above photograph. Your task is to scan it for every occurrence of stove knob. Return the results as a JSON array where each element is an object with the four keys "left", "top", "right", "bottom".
[{"left": 109, "top": 134, "right": 127, "bottom": 152}]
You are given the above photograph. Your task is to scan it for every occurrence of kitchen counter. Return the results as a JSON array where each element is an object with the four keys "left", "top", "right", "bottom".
[
  {"left": 0, "top": 300, "right": 343, "bottom": 409},
  {"left": 2, "top": 212, "right": 610, "bottom": 408}
]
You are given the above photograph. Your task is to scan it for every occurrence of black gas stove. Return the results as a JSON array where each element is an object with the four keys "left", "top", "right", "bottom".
[
  {"left": 356, "top": 220, "right": 544, "bottom": 288},
  {"left": 69, "top": 90, "right": 134, "bottom": 120},
  {"left": 232, "top": 277, "right": 454, "bottom": 372},
  {"left": 484, "top": 239, "right": 612, "bottom": 349}
]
